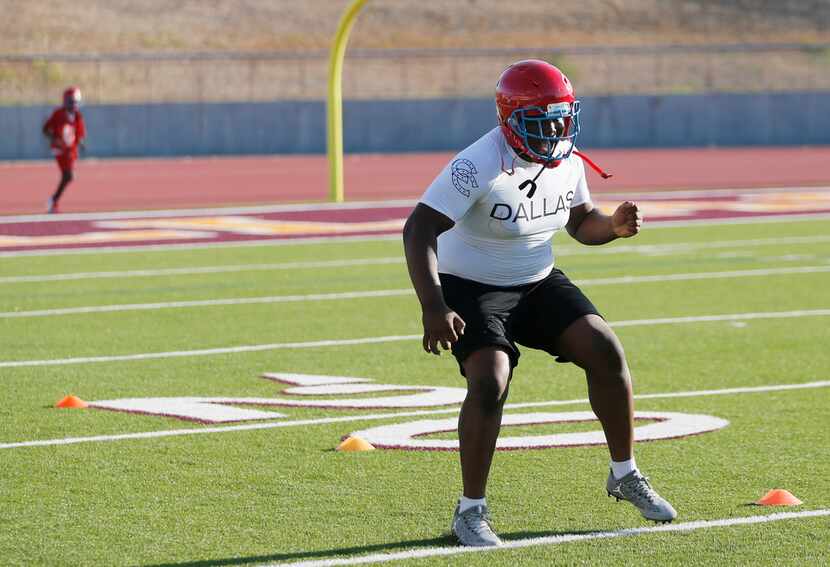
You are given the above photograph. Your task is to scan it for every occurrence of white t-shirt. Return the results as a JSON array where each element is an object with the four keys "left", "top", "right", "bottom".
[{"left": 419, "top": 127, "right": 591, "bottom": 286}]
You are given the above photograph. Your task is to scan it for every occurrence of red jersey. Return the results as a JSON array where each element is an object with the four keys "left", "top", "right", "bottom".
[{"left": 43, "top": 108, "right": 86, "bottom": 158}]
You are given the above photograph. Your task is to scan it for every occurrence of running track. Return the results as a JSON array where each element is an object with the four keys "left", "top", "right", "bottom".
[{"left": 2, "top": 147, "right": 830, "bottom": 215}]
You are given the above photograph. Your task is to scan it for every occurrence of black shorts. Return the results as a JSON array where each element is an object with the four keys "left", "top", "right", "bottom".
[{"left": 439, "top": 269, "right": 601, "bottom": 373}]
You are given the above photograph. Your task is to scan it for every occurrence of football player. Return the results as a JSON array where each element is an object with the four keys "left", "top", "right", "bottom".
[
  {"left": 42, "top": 86, "right": 86, "bottom": 213},
  {"left": 403, "top": 60, "right": 676, "bottom": 547}
]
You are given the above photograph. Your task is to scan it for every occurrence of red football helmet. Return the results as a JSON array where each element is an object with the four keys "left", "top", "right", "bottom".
[
  {"left": 63, "top": 86, "right": 82, "bottom": 111},
  {"left": 495, "top": 60, "right": 581, "bottom": 165}
]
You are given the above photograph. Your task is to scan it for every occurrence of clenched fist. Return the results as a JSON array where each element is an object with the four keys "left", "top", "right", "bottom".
[{"left": 612, "top": 201, "right": 642, "bottom": 238}]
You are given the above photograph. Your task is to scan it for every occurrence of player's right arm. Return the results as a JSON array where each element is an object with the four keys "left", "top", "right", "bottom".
[
  {"left": 405, "top": 137, "right": 495, "bottom": 355},
  {"left": 402, "top": 204, "right": 465, "bottom": 355},
  {"left": 77, "top": 112, "right": 87, "bottom": 153},
  {"left": 42, "top": 111, "right": 57, "bottom": 144}
]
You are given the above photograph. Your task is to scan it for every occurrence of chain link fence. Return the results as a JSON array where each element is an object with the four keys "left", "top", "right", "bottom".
[{"left": 2, "top": 43, "right": 830, "bottom": 105}]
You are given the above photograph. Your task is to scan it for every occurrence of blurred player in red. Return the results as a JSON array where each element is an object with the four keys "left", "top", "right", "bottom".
[{"left": 42, "top": 86, "right": 86, "bottom": 213}]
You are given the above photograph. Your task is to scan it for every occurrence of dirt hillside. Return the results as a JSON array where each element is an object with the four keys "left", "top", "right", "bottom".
[{"left": 3, "top": 0, "right": 828, "bottom": 53}]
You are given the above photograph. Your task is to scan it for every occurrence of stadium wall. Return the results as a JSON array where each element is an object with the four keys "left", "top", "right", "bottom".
[{"left": 2, "top": 92, "right": 829, "bottom": 160}]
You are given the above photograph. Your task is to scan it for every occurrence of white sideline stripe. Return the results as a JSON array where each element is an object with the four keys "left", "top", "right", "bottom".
[
  {"left": 0, "top": 289, "right": 413, "bottom": 318},
  {"left": 3, "top": 187, "right": 827, "bottom": 224},
  {"left": 0, "top": 198, "right": 420, "bottom": 224},
  {"left": 1, "top": 380, "right": 827, "bottom": 450},
  {"left": 0, "top": 234, "right": 402, "bottom": 258},
  {"left": 559, "top": 234, "right": 830, "bottom": 256},
  {"left": 4, "top": 234, "right": 830, "bottom": 283},
  {"left": 2, "top": 213, "right": 829, "bottom": 259},
  {"left": 0, "top": 257, "right": 404, "bottom": 284},
  {"left": 266, "top": 510, "right": 830, "bottom": 567},
  {"left": 645, "top": 212, "right": 830, "bottom": 228},
  {"left": 2, "top": 309, "right": 829, "bottom": 368},
  {"left": 4, "top": 265, "right": 830, "bottom": 319}
]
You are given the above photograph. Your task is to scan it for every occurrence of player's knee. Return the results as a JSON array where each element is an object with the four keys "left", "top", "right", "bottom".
[
  {"left": 482, "top": 375, "right": 509, "bottom": 414},
  {"left": 585, "top": 325, "right": 628, "bottom": 377},
  {"left": 462, "top": 347, "right": 512, "bottom": 413},
  {"left": 468, "top": 373, "right": 509, "bottom": 415},
  {"left": 62, "top": 170, "right": 73, "bottom": 183}
]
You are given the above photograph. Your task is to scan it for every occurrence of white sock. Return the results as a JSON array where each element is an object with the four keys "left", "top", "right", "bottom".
[
  {"left": 459, "top": 496, "right": 486, "bottom": 513},
  {"left": 611, "top": 457, "right": 638, "bottom": 480}
]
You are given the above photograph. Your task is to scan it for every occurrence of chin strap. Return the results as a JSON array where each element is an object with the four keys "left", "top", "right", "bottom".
[
  {"left": 513, "top": 145, "right": 613, "bottom": 199},
  {"left": 573, "top": 150, "right": 613, "bottom": 179},
  {"left": 518, "top": 161, "right": 549, "bottom": 199}
]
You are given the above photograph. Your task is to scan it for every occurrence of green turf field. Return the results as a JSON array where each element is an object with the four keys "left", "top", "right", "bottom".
[{"left": 1, "top": 217, "right": 829, "bottom": 566}]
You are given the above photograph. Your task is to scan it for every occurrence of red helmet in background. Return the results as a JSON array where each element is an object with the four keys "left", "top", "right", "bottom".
[
  {"left": 495, "top": 60, "right": 581, "bottom": 164},
  {"left": 63, "top": 86, "right": 82, "bottom": 111}
]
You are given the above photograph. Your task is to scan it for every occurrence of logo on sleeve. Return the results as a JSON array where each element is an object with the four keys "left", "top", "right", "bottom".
[{"left": 450, "top": 159, "right": 478, "bottom": 198}]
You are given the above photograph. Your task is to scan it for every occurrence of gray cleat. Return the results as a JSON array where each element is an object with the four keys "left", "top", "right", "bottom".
[
  {"left": 606, "top": 469, "right": 678, "bottom": 523},
  {"left": 451, "top": 503, "right": 503, "bottom": 547}
]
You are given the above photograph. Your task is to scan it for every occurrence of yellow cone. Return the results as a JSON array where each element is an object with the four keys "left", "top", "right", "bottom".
[{"left": 336, "top": 436, "right": 375, "bottom": 451}]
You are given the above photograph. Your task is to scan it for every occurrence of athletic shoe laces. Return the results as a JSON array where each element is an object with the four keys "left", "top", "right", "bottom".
[
  {"left": 461, "top": 507, "right": 496, "bottom": 536},
  {"left": 622, "top": 474, "right": 658, "bottom": 504}
]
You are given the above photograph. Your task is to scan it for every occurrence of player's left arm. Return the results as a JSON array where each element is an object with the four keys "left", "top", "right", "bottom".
[{"left": 566, "top": 201, "right": 642, "bottom": 245}]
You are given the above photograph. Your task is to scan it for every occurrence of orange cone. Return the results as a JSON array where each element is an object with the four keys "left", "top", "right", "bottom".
[
  {"left": 755, "top": 489, "right": 803, "bottom": 506},
  {"left": 336, "top": 436, "right": 375, "bottom": 451},
  {"left": 55, "top": 395, "right": 88, "bottom": 409}
]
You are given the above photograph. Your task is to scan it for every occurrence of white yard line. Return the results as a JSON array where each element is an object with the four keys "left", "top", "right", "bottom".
[
  {"left": 608, "top": 309, "right": 830, "bottom": 327},
  {"left": 265, "top": 510, "right": 830, "bottom": 567},
  {"left": 0, "top": 334, "right": 423, "bottom": 368},
  {"left": 1, "top": 380, "right": 827, "bottom": 450},
  {"left": 573, "top": 265, "right": 830, "bottom": 285},
  {"left": 3, "top": 266, "right": 830, "bottom": 319},
  {"left": 2, "top": 309, "right": 829, "bottom": 369},
  {"left": 2, "top": 213, "right": 829, "bottom": 259},
  {"left": 3, "top": 234, "right": 830, "bottom": 280},
  {"left": 0, "top": 289, "right": 413, "bottom": 318},
  {"left": 0, "top": 257, "right": 404, "bottom": 284}
]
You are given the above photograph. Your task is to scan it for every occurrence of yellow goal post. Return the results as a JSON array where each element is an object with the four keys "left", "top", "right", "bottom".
[{"left": 327, "top": 0, "right": 369, "bottom": 202}]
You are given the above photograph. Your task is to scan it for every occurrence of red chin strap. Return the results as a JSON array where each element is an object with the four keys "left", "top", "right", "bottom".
[
  {"left": 508, "top": 140, "right": 613, "bottom": 180},
  {"left": 573, "top": 150, "right": 613, "bottom": 179}
]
